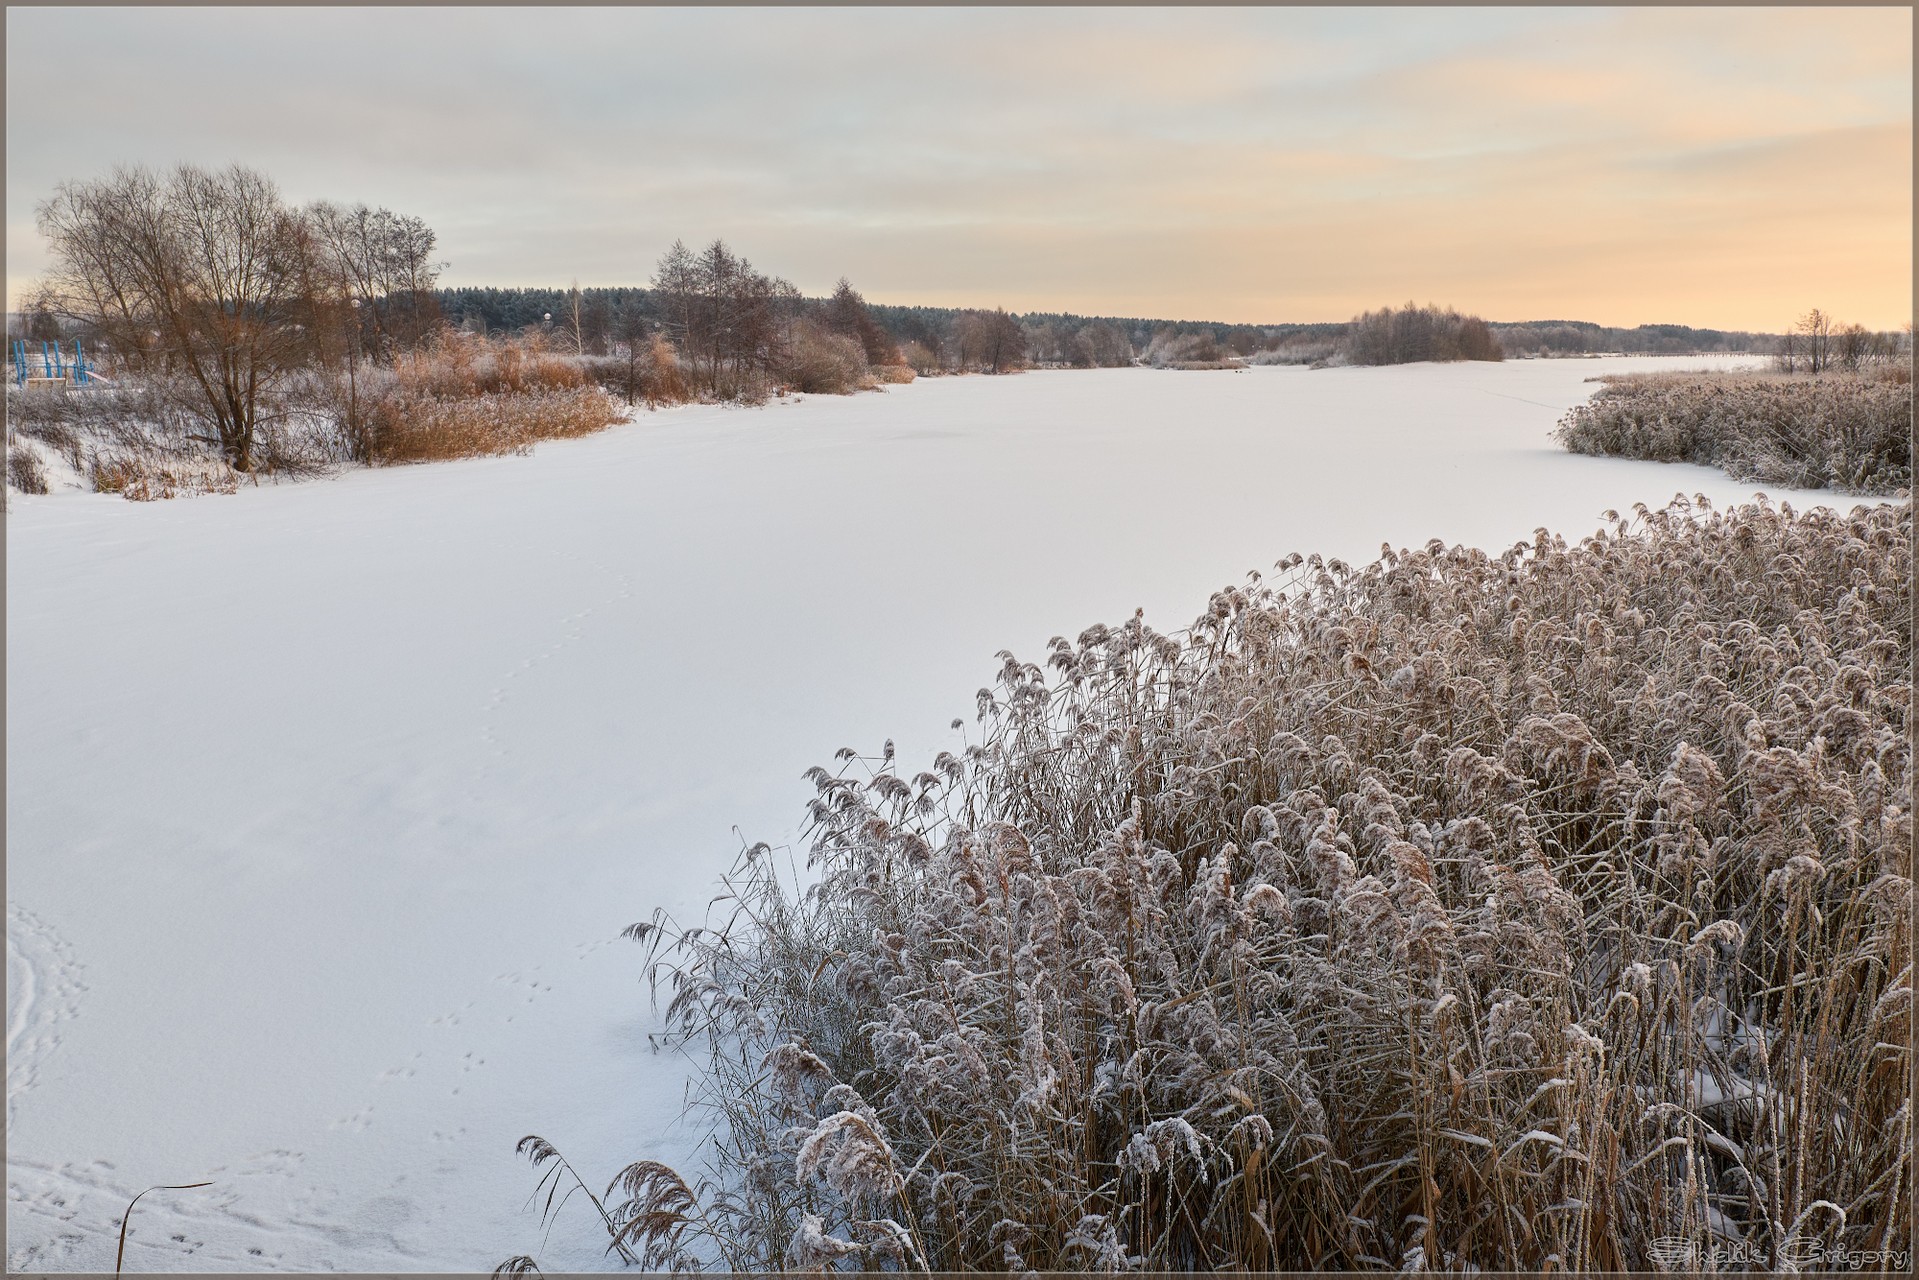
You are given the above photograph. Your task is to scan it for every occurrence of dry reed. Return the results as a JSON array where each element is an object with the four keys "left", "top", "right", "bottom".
[
  {"left": 508, "top": 493, "right": 1911, "bottom": 1272},
  {"left": 1556, "top": 370, "right": 1911, "bottom": 495},
  {"left": 366, "top": 386, "right": 623, "bottom": 465},
  {"left": 366, "top": 332, "right": 625, "bottom": 464}
]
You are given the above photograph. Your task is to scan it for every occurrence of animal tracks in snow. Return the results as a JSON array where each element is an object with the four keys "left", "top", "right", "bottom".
[
  {"left": 377, "top": 1052, "right": 423, "bottom": 1083},
  {"left": 7, "top": 904, "right": 86, "bottom": 1126},
  {"left": 472, "top": 560, "right": 635, "bottom": 767},
  {"left": 426, "top": 1001, "right": 475, "bottom": 1028},
  {"left": 6, "top": 1148, "right": 316, "bottom": 1273},
  {"left": 329, "top": 1105, "right": 374, "bottom": 1133},
  {"left": 494, "top": 969, "right": 552, "bottom": 1004}
]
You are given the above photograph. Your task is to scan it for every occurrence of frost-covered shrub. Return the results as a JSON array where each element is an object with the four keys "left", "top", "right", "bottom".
[
  {"left": 514, "top": 495, "right": 1911, "bottom": 1273},
  {"left": 780, "top": 323, "right": 873, "bottom": 395},
  {"left": 1145, "top": 330, "right": 1241, "bottom": 371},
  {"left": 1556, "top": 370, "right": 1912, "bottom": 495},
  {"left": 1248, "top": 340, "right": 1341, "bottom": 367}
]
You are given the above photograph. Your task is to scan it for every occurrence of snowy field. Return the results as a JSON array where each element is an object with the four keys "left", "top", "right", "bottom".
[{"left": 7, "top": 356, "right": 1853, "bottom": 1271}]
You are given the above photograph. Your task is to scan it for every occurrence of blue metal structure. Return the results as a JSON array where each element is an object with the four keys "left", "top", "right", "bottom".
[{"left": 9, "top": 339, "right": 89, "bottom": 386}]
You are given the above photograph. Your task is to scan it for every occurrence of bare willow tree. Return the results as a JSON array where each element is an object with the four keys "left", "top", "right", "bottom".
[
  {"left": 1795, "top": 308, "right": 1834, "bottom": 374},
  {"left": 954, "top": 307, "right": 1027, "bottom": 373},
  {"left": 35, "top": 163, "right": 318, "bottom": 471},
  {"left": 35, "top": 166, "right": 444, "bottom": 469},
  {"left": 651, "top": 238, "right": 798, "bottom": 396},
  {"left": 304, "top": 201, "right": 442, "bottom": 359}
]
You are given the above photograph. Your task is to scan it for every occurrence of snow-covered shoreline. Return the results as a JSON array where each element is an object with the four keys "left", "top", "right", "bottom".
[{"left": 7, "top": 356, "right": 1858, "bottom": 1271}]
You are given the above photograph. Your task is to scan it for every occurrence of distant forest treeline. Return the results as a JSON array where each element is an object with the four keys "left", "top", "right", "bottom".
[
  {"left": 434, "top": 285, "right": 1347, "bottom": 369},
  {"left": 1490, "top": 319, "right": 1778, "bottom": 357},
  {"left": 432, "top": 285, "right": 1782, "bottom": 367}
]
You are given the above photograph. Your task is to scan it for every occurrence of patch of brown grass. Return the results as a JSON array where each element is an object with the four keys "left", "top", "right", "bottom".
[
  {"left": 88, "top": 450, "right": 240, "bottom": 500},
  {"left": 391, "top": 331, "right": 588, "bottom": 399},
  {"left": 367, "top": 385, "right": 624, "bottom": 465}
]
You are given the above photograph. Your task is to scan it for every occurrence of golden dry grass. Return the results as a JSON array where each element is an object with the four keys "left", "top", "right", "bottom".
[
  {"left": 364, "top": 332, "right": 625, "bottom": 464},
  {"left": 367, "top": 385, "right": 624, "bottom": 465},
  {"left": 89, "top": 450, "right": 240, "bottom": 500}
]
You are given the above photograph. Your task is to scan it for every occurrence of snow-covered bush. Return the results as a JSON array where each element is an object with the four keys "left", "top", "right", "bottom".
[
  {"left": 1144, "top": 330, "right": 1241, "bottom": 371},
  {"left": 1247, "top": 339, "right": 1341, "bottom": 367},
  {"left": 511, "top": 495, "right": 1911, "bottom": 1273},
  {"left": 1556, "top": 369, "right": 1912, "bottom": 495}
]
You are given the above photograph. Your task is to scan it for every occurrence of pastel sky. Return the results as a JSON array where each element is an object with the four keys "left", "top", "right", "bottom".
[{"left": 5, "top": 6, "right": 1911, "bottom": 329}]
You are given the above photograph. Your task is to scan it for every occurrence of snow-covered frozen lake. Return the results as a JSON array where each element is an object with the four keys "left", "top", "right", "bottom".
[{"left": 7, "top": 357, "right": 1847, "bottom": 1270}]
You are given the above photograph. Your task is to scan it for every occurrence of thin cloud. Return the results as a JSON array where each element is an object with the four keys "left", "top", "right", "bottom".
[{"left": 5, "top": 6, "right": 1910, "bottom": 329}]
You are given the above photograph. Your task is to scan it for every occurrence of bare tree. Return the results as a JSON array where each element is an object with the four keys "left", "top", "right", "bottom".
[
  {"left": 1081, "top": 321, "right": 1134, "bottom": 367},
  {"left": 1796, "top": 308, "right": 1834, "bottom": 374},
  {"left": 1776, "top": 329, "right": 1800, "bottom": 373},
  {"left": 823, "top": 278, "right": 900, "bottom": 367},
  {"left": 651, "top": 240, "right": 701, "bottom": 367},
  {"left": 36, "top": 164, "right": 317, "bottom": 471},
  {"left": 955, "top": 308, "right": 1026, "bottom": 374},
  {"left": 650, "top": 239, "right": 797, "bottom": 395},
  {"left": 305, "top": 201, "right": 442, "bottom": 359},
  {"left": 1346, "top": 301, "right": 1502, "bottom": 365},
  {"left": 1836, "top": 323, "right": 1862, "bottom": 372},
  {"left": 566, "top": 279, "right": 585, "bottom": 357},
  {"left": 581, "top": 292, "right": 612, "bottom": 356},
  {"left": 607, "top": 299, "right": 651, "bottom": 404}
]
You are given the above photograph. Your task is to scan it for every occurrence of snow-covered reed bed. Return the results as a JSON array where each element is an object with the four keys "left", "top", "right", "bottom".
[
  {"left": 1555, "top": 369, "right": 1911, "bottom": 495},
  {"left": 523, "top": 494, "right": 1911, "bottom": 1272}
]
